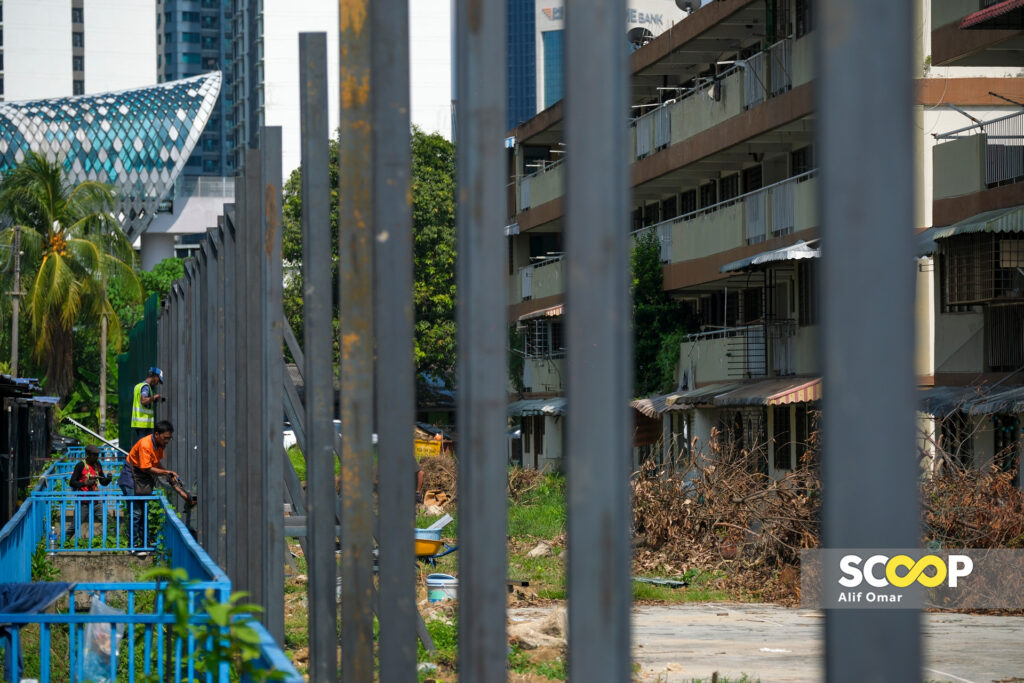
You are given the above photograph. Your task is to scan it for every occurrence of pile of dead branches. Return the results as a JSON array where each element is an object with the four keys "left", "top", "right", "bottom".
[
  {"left": 631, "top": 433, "right": 821, "bottom": 602},
  {"left": 422, "top": 453, "right": 458, "bottom": 501},
  {"left": 923, "top": 468, "right": 1024, "bottom": 548},
  {"left": 507, "top": 467, "right": 545, "bottom": 503}
]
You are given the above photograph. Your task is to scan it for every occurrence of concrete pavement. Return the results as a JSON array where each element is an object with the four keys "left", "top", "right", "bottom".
[{"left": 509, "top": 603, "right": 1024, "bottom": 682}]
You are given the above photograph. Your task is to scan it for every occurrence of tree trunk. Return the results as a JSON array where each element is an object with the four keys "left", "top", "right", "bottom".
[{"left": 48, "top": 324, "right": 74, "bottom": 399}]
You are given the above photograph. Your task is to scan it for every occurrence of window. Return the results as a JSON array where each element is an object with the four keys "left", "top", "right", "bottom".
[
  {"left": 660, "top": 195, "right": 677, "bottom": 222},
  {"left": 795, "top": 0, "right": 814, "bottom": 38},
  {"left": 992, "top": 415, "right": 1020, "bottom": 486},
  {"left": 943, "top": 234, "right": 1024, "bottom": 305},
  {"left": 987, "top": 303, "right": 1024, "bottom": 371},
  {"left": 72, "top": 56, "right": 83, "bottom": 71},
  {"left": 644, "top": 203, "right": 660, "bottom": 227},
  {"left": 182, "top": 53, "right": 201, "bottom": 64},
  {"left": 720, "top": 174, "right": 740, "bottom": 202},
  {"left": 182, "top": 32, "right": 200, "bottom": 43},
  {"left": 72, "top": 32, "right": 84, "bottom": 47},
  {"left": 792, "top": 146, "right": 813, "bottom": 177},
  {"left": 772, "top": 406, "right": 792, "bottom": 470},
  {"left": 742, "top": 287, "right": 763, "bottom": 323},
  {"left": 73, "top": 80, "right": 84, "bottom": 95},
  {"left": 797, "top": 260, "right": 818, "bottom": 326},
  {"left": 524, "top": 318, "right": 565, "bottom": 358},
  {"left": 182, "top": 11, "right": 201, "bottom": 22},
  {"left": 528, "top": 232, "right": 561, "bottom": 259},
  {"left": 680, "top": 189, "right": 697, "bottom": 216},
  {"left": 742, "top": 165, "right": 763, "bottom": 193},
  {"left": 939, "top": 413, "right": 973, "bottom": 469},
  {"left": 71, "top": 7, "right": 83, "bottom": 23},
  {"left": 793, "top": 405, "right": 814, "bottom": 465},
  {"left": 699, "top": 182, "right": 717, "bottom": 208},
  {"left": 0, "top": 77, "right": 4, "bottom": 96},
  {"left": 0, "top": 53, "right": 4, "bottom": 71},
  {"left": 202, "top": 158, "right": 219, "bottom": 173}
]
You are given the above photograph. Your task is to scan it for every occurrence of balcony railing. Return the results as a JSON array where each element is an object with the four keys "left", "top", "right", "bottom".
[
  {"left": 518, "top": 255, "right": 564, "bottom": 300},
  {"left": 0, "top": 461, "right": 302, "bottom": 682},
  {"left": 935, "top": 110, "right": 1024, "bottom": 186},
  {"left": 744, "top": 38, "right": 794, "bottom": 110},
  {"left": 643, "top": 169, "right": 815, "bottom": 247},
  {"left": 686, "top": 318, "right": 798, "bottom": 379},
  {"left": 629, "top": 222, "right": 672, "bottom": 262}
]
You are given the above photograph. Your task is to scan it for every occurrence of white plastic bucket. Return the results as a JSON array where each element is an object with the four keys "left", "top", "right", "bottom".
[{"left": 426, "top": 573, "right": 458, "bottom": 602}]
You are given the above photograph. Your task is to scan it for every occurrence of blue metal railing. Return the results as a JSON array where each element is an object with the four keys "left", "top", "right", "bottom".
[
  {"left": 0, "top": 481, "right": 301, "bottom": 681},
  {"left": 62, "top": 446, "right": 123, "bottom": 460}
]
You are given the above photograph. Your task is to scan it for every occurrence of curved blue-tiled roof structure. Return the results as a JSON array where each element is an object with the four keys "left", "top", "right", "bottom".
[{"left": 0, "top": 72, "right": 221, "bottom": 238}]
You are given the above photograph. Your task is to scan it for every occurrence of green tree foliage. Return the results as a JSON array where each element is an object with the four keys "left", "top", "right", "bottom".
[
  {"left": 411, "top": 128, "right": 456, "bottom": 385},
  {"left": 0, "top": 152, "right": 141, "bottom": 397},
  {"left": 631, "top": 230, "right": 694, "bottom": 397},
  {"left": 280, "top": 127, "right": 456, "bottom": 384}
]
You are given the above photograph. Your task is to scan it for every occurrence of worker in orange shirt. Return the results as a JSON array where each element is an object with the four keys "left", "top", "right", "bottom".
[{"left": 117, "top": 420, "right": 192, "bottom": 556}]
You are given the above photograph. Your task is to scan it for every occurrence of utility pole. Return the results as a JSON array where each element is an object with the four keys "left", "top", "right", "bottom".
[
  {"left": 99, "top": 313, "right": 107, "bottom": 436},
  {"left": 10, "top": 225, "right": 21, "bottom": 377}
]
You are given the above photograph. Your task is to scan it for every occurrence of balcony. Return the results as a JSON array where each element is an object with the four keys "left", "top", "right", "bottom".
[
  {"left": 523, "top": 357, "right": 566, "bottom": 393},
  {"left": 519, "top": 38, "right": 810, "bottom": 214},
  {"left": 934, "top": 111, "right": 1024, "bottom": 198},
  {"left": 681, "top": 319, "right": 813, "bottom": 384},
  {"left": 518, "top": 255, "right": 564, "bottom": 301},
  {"left": 519, "top": 157, "right": 563, "bottom": 212},
  {"left": 665, "top": 171, "right": 817, "bottom": 263}
]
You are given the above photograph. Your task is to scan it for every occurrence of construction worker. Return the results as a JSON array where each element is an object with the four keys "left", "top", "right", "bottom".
[{"left": 131, "top": 367, "right": 163, "bottom": 444}]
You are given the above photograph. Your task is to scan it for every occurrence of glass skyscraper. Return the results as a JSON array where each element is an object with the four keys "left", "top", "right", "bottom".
[
  {"left": 507, "top": 0, "right": 536, "bottom": 132},
  {"left": 157, "top": 0, "right": 234, "bottom": 176}
]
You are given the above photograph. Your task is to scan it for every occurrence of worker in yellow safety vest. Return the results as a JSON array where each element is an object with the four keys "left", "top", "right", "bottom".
[{"left": 131, "top": 367, "right": 164, "bottom": 443}]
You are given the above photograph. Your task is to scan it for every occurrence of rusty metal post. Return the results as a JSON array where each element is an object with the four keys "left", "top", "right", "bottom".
[{"left": 338, "top": 1, "right": 376, "bottom": 678}]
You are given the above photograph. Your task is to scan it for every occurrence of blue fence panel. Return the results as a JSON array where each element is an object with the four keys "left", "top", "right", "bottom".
[{"left": 241, "top": 619, "right": 304, "bottom": 683}]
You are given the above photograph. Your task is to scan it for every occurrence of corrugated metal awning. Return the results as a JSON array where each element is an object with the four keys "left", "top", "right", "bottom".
[
  {"left": 518, "top": 304, "right": 564, "bottom": 321},
  {"left": 507, "top": 397, "right": 566, "bottom": 416},
  {"left": 931, "top": 204, "right": 1024, "bottom": 242},
  {"left": 960, "top": 0, "right": 1024, "bottom": 29},
  {"left": 963, "top": 385, "right": 1024, "bottom": 415},
  {"left": 720, "top": 239, "right": 819, "bottom": 274},
  {"left": 631, "top": 389, "right": 693, "bottom": 418},
  {"left": 663, "top": 383, "right": 741, "bottom": 408},
  {"left": 713, "top": 377, "right": 821, "bottom": 406}
]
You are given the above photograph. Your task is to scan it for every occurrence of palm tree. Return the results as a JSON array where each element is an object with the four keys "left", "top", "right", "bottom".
[{"left": 0, "top": 151, "right": 141, "bottom": 398}]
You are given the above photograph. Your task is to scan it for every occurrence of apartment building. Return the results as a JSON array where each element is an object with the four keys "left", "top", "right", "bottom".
[
  {"left": 918, "top": 0, "right": 1024, "bottom": 483},
  {"left": 506, "top": 0, "right": 1024, "bottom": 481},
  {"left": 0, "top": 0, "right": 156, "bottom": 102}
]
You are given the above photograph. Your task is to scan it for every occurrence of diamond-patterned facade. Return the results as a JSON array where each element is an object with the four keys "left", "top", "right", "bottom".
[{"left": 0, "top": 72, "right": 222, "bottom": 238}]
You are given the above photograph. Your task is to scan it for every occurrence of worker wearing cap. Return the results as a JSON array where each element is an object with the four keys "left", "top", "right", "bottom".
[{"left": 131, "top": 367, "right": 164, "bottom": 444}]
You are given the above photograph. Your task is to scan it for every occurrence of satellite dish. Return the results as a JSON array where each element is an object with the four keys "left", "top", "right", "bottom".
[{"left": 628, "top": 27, "right": 655, "bottom": 49}]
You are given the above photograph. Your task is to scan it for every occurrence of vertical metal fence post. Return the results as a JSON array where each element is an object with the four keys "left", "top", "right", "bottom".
[
  {"left": 338, "top": 2, "right": 375, "bottom": 677},
  {"left": 455, "top": 1, "right": 508, "bottom": 680},
  {"left": 260, "top": 126, "right": 285, "bottom": 642},
  {"left": 817, "top": 1, "right": 920, "bottom": 681},
  {"left": 204, "top": 232, "right": 223, "bottom": 559},
  {"left": 222, "top": 212, "right": 240, "bottom": 577},
  {"left": 213, "top": 224, "right": 228, "bottom": 564},
  {"left": 370, "top": 1, "right": 416, "bottom": 678},
  {"left": 300, "top": 32, "right": 338, "bottom": 683},
  {"left": 244, "top": 147, "right": 266, "bottom": 611},
  {"left": 564, "top": 0, "right": 633, "bottom": 680},
  {"left": 232, "top": 167, "right": 251, "bottom": 595}
]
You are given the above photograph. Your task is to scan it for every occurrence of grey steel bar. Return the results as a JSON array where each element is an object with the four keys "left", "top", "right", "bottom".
[
  {"left": 564, "top": 0, "right": 633, "bottom": 680},
  {"left": 244, "top": 147, "right": 265, "bottom": 609},
  {"left": 222, "top": 210, "right": 240, "bottom": 582},
  {"left": 233, "top": 171, "right": 252, "bottom": 594},
  {"left": 259, "top": 125, "right": 285, "bottom": 642},
  {"left": 206, "top": 231, "right": 226, "bottom": 561},
  {"left": 370, "top": 0, "right": 416, "bottom": 677},
  {"left": 454, "top": 0, "right": 508, "bottom": 680},
  {"left": 338, "top": 3, "right": 375, "bottom": 678},
  {"left": 817, "top": 1, "right": 920, "bottom": 681},
  {"left": 299, "top": 34, "right": 336, "bottom": 682},
  {"left": 283, "top": 322, "right": 305, "bottom": 383}
]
